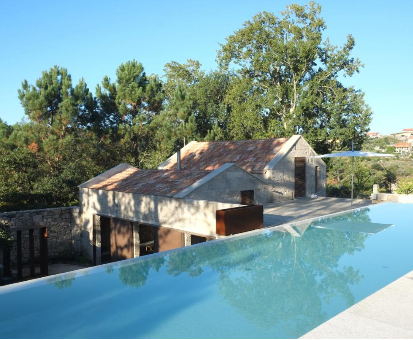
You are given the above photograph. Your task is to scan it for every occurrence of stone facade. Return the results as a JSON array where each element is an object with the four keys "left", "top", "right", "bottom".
[
  {"left": 263, "top": 136, "right": 326, "bottom": 201},
  {"left": 0, "top": 207, "right": 82, "bottom": 266},
  {"left": 183, "top": 164, "right": 272, "bottom": 204}
]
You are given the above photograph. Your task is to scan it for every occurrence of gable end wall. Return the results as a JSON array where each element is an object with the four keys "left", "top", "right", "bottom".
[
  {"left": 184, "top": 165, "right": 271, "bottom": 204},
  {"left": 261, "top": 137, "right": 326, "bottom": 200}
]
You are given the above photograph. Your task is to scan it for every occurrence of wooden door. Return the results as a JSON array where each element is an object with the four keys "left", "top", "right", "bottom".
[
  {"left": 155, "top": 227, "right": 185, "bottom": 252},
  {"left": 110, "top": 218, "right": 133, "bottom": 261},
  {"left": 294, "top": 157, "right": 306, "bottom": 198},
  {"left": 100, "top": 217, "right": 111, "bottom": 264}
]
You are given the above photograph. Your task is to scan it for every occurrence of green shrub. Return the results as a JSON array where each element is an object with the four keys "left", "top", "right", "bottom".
[
  {"left": 0, "top": 221, "right": 13, "bottom": 251},
  {"left": 396, "top": 178, "right": 413, "bottom": 194}
]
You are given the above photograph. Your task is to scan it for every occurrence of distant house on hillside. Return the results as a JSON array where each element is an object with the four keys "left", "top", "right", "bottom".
[
  {"left": 397, "top": 129, "right": 413, "bottom": 139},
  {"left": 408, "top": 136, "right": 413, "bottom": 145},
  {"left": 78, "top": 135, "right": 326, "bottom": 264},
  {"left": 395, "top": 142, "right": 411, "bottom": 154},
  {"left": 367, "top": 132, "right": 380, "bottom": 138}
]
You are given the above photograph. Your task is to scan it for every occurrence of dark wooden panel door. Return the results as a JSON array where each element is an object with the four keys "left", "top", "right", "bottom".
[
  {"left": 110, "top": 218, "right": 133, "bottom": 261},
  {"left": 100, "top": 217, "right": 112, "bottom": 264},
  {"left": 294, "top": 157, "right": 306, "bottom": 198},
  {"left": 155, "top": 227, "right": 185, "bottom": 252}
]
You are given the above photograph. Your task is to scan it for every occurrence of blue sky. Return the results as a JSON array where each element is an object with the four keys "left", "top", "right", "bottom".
[{"left": 0, "top": 0, "right": 412, "bottom": 134}]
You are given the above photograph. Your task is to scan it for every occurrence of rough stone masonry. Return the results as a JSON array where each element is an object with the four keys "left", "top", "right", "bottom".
[{"left": 0, "top": 207, "right": 82, "bottom": 266}]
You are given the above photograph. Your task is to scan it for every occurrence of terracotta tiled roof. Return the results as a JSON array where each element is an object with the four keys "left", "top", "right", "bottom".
[
  {"left": 367, "top": 132, "right": 379, "bottom": 135},
  {"left": 86, "top": 167, "right": 210, "bottom": 197},
  {"left": 402, "top": 128, "right": 413, "bottom": 132},
  {"left": 395, "top": 142, "right": 410, "bottom": 148},
  {"left": 159, "top": 138, "right": 289, "bottom": 173}
]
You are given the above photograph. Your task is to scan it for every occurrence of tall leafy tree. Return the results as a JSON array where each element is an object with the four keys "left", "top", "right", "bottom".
[
  {"left": 218, "top": 2, "right": 372, "bottom": 152},
  {"left": 163, "top": 59, "right": 204, "bottom": 98},
  {"left": 96, "top": 60, "right": 164, "bottom": 167}
]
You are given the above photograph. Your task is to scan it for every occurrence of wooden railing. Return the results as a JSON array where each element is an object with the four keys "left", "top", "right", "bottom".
[{"left": 2, "top": 226, "right": 48, "bottom": 280}]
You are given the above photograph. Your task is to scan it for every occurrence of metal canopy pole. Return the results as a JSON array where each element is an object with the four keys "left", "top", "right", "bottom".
[{"left": 351, "top": 140, "right": 354, "bottom": 206}]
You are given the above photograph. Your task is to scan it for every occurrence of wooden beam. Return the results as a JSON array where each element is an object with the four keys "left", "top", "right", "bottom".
[
  {"left": 2, "top": 249, "right": 11, "bottom": 277},
  {"left": 39, "top": 227, "right": 48, "bottom": 276},
  {"left": 16, "top": 230, "right": 22, "bottom": 279},
  {"left": 29, "top": 229, "right": 35, "bottom": 277}
]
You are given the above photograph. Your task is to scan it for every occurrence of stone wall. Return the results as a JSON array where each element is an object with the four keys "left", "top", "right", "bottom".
[
  {"left": 0, "top": 207, "right": 82, "bottom": 266},
  {"left": 263, "top": 136, "right": 327, "bottom": 201},
  {"left": 372, "top": 193, "right": 413, "bottom": 203},
  {"left": 184, "top": 164, "right": 273, "bottom": 204}
]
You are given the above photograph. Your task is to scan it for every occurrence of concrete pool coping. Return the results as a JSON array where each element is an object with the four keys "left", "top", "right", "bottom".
[{"left": 301, "top": 270, "right": 413, "bottom": 339}]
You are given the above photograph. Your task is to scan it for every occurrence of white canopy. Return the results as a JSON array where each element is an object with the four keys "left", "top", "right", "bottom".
[{"left": 311, "top": 151, "right": 395, "bottom": 159}]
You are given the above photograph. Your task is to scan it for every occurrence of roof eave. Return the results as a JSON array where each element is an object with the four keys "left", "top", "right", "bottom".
[
  {"left": 263, "top": 135, "right": 301, "bottom": 170},
  {"left": 78, "top": 163, "right": 137, "bottom": 188}
]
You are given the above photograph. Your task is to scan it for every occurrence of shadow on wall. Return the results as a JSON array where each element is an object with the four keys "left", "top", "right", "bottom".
[{"left": 80, "top": 185, "right": 239, "bottom": 262}]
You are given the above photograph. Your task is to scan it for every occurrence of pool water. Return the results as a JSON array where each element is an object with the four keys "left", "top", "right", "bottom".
[{"left": 1, "top": 203, "right": 412, "bottom": 338}]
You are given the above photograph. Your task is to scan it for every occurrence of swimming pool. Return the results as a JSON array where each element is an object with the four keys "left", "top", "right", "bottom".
[{"left": 1, "top": 203, "right": 412, "bottom": 338}]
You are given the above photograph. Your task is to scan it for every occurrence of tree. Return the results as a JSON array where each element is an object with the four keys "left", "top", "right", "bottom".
[
  {"left": 0, "top": 221, "right": 13, "bottom": 252},
  {"left": 159, "top": 83, "right": 197, "bottom": 147},
  {"left": 163, "top": 59, "right": 204, "bottom": 98},
  {"left": 12, "top": 66, "right": 101, "bottom": 207},
  {"left": 218, "top": 2, "right": 372, "bottom": 153},
  {"left": 397, "top": 178, "right": 413, "bottom": 194},
  {"left": 96, "top": 60, "right": 164, "bottom": 167}
]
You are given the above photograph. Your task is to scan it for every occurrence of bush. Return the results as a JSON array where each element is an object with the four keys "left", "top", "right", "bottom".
[
  {"left": 0, "top": 221, "right": 13, "bottom": 251},
  {"left": 396, "top": 178, "right": 413, "bottom": 194},
  {"left": 385, "top": 146, "right": 395, "bottom": 153}
]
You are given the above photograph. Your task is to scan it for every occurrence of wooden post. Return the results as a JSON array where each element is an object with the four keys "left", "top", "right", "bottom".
[
  {"left": 16, "top": 230, "right": 22, "bottom": 279},
  {"left": 93, "top": 215, "right": 97, "bottom": 266},
  {"left": 39, "top": 227, "right": 48, "bottom": 276},
  {"left": 2, "top": 249, "right": 11, "bottom": 277},
  {"left": 29, "top": 229, "right": 35, "bottom": 277}
]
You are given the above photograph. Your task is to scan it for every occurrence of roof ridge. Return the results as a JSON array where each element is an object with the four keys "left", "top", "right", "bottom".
[{"left": 193, "top": 137, "right": 289, "bottom": 144}]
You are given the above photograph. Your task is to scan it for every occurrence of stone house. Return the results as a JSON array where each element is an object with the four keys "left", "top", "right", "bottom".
[
  {"left": 367, "top": 132, "right": 380, "bottom": 138},
  {"left": 78, "top": 135, "right": 325, "bottom": 265},
  {"left": 395, "top": 142, "right": 411, "bottom": 154},
  {"left": 158, "top": 135, "right": 326, "bottom": 200}
]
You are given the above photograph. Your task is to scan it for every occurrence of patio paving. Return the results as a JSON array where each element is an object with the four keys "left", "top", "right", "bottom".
[{"left": 264, "top": 197, "right": 373, "bottom": 227}]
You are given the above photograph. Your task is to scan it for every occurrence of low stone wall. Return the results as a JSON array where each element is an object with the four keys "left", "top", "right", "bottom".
[
  {"left": 372, "top": 193, "right": 413, "bottom": 203},
  {"left": 0, "top": 207, "right": 82, "bottom": 266}
]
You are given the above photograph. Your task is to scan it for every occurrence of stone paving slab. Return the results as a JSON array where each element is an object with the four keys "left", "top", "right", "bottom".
[
  {"left": 301, "top": 271, "right": 413, "bottom": 339},
  {"left": 264, "top": 197, "right": 372, "bottom": 227}
]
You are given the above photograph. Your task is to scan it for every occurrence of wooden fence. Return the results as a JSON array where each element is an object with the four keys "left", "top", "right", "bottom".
[{"left": 2, "top": 226, "right": 48, "bottom": 280}]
